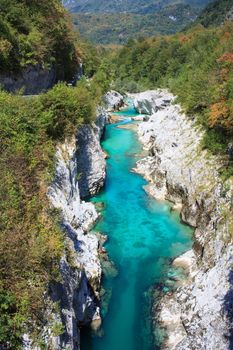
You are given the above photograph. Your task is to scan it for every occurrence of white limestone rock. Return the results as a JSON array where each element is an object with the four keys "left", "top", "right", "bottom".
[
  {"left": 131, "top": 89, "right": 174, "bottom": 115},
  {"left": 133, "top": 89, "right": 233, "bottom": 350},
  {"left": 41, "top": 113, "right": 108, "bottom": 350},
  {"left": 159, "top": 294, "right": 186, "bottom": 350},
  {"left": 76, "top": 112, "right": 108, "bottom": 198},
  {"left": 103, "top": 90, "right": 124, "bottom": 111},
  {"left": 173, "top": 250, "right": 198, "bottom": 279}
]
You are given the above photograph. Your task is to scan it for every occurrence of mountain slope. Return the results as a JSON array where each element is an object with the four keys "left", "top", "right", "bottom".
[
  {"left": 0, "top": 1, "right": 102, "bottom": 348},
  {"left": 0, "top": 0, "right": 79, "bottom": 79},
  {"left": 63, "top": 0, "right": 211, "bottom": 13},
  {"left": 192, "top": 0, "right": 233, "bottom": 27},
  {"left": 72, "top": 4, "right": 199, "bottom": 44},
  {"left": 110, "top": 21, "right": 233, "bottom": 163},
  {"left": 67, "top": 0, "right": 213, "bottom": 44}
]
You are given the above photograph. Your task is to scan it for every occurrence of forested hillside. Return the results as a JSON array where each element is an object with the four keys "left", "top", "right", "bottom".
[
  {"left": 192, "top": 0, "right": 233, "bottom": 27},
  {"left": 72, "top": 4, "right": 199, "bottom": 44},
  {"left": 63, "top": 0, "right": 211, "bottom": 13},
  {"left": 0, "top": 81, "right": 101, "bottom": 347},
  {"left": 109, "top": 21, "right": 233, "bottom": 176},
  {"left": 0, "top": 1, "right": 103, "bottom": 348},
  {"left": 0, "top": 0, "right": 79, "bottom": 79},
  {"left": 67, "top": 0, "right": 212, "bottom": 44}
]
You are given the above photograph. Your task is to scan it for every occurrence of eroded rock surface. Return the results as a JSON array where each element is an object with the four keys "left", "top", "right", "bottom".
[
  {"left": 76, "top": 112, "right": 108, "bottom": 198},
  {"left": 40, "top": 111, "right": 108, "bottom": 350},
  {"left": 103, "top": 90, "right": 124, "bottom": 111},
  {"left": 131, "top": 90, "right": 173, "bottom": 115},
  {"left": 0, "top": 64, "right": 56, "bottom": 95},
  {"left": 133, "top": 90, "right": 233, "bottom": 350}
]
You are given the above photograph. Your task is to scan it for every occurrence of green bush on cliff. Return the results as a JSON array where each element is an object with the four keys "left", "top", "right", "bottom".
[
  {"left": 0, "top": 81, "right": 97, "bottom": 347},
  {"left": 39, "top": 82, "right": 96, "bottom": 139},
  {"left": 0, "top": 290, "right": 26, "bottom": 349}
]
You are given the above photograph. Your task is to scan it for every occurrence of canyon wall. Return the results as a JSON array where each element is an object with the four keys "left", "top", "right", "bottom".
[
  {"left": 0, "top": 63, "right": 85, "bottom": 95},
  {"left": 132, "top": 90, "right": 233, "bottom": 350},
  {"left": 47, "top": 120, "right": 105, "bottom": 350},
  {"left": 0, "top": 65, "right": 57, "bottom": 95},
  {"left": 23, "top": 92, "right": 123, "bottom": 349}
]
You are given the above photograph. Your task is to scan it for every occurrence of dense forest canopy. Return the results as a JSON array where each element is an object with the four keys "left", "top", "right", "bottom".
[
  {"left": 63, "top": 0, "right": 211, "bottom": 13},
  {"left": 107, "top": 20, "right": 233, "bottom": 176},
  {"left": 67, "top": 0, "right": 213, "bottom": 44},
  {"left": 191, "top": 0, "right": 233, "bottom": 27},
  {"left": 72, "top": 4, "right": 199, "bottom": 44},
  {"left": 0, "top": 0, "right": 80, "bottom": 79}
]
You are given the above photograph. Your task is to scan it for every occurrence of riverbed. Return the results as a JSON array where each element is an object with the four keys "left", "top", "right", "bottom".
[{"left": 82, "top": 104, "right": 193, "bottom": 350}]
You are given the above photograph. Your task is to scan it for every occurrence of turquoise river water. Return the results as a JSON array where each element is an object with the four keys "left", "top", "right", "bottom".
[{"left": 82, "top": 105, "right": 193, "bottom": 350}]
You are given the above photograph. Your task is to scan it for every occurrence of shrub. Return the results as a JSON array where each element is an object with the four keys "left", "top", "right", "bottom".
[
  {"left": 0, "top": 81, "right": 98, "bottom": 345},
  {"left": 0, "top": 0, "right": 80, "bottom": 78},
  {"left": 201, "top": 128, "right": 228, "bottom": 154},
  {"left": 111, "top": 22, "right": 233, "bottom": 163}
]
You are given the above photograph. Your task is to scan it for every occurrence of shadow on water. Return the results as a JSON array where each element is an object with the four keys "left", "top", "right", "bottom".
[
  {"left": 81, "top": 328, "right": 94, "bottom": 349},
  {"left": 223, "top": 270, "right": 233, "bottom": 349}
]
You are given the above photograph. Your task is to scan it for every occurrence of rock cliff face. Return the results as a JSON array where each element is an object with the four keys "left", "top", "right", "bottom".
[
  {"left": 131, "top": 90, "right": 170, "bottom": 115},
  {"left": 76, "top": 111, "right": 108, "bottom": 198},
  {"left": 46, "top": 118, "right": 105, "bottom": 349},
  {"left": 103, "top": 90, "right": 124, "bottom": 111},
  {"left": 31, "top": 91, "right": 124, "bottom": 350},
  {"left": 132, "top": 90, "right": 233, "bottom": 349},
  {"left": 0, "top": 65, "right": 57, "bottom": 95}
]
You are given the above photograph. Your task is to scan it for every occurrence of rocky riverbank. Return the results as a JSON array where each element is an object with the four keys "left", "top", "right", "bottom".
[
  {"left": 23, "top": 91, "right": 124, "bottom": 350},
  {"left": 132, "top": 90, "right": 233, "bottom": 349},
  {"left": 47, "top": 126, "right": 104, "bottom": 350}
]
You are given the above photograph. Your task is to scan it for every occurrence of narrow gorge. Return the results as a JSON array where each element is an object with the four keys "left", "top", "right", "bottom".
[
  {"left": 1, "top": 1, "right": 233, "bottom": 349},
  {"left": 81, "top": 100, "right": 193, "bottom": 350},
  {"left": 37, "top": 90, "right": 233, "bottom": 350}
]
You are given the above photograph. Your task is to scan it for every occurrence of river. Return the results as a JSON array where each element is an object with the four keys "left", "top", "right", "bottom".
[{"left": 82, "top": 103, "right": 193, "bottom": 350}]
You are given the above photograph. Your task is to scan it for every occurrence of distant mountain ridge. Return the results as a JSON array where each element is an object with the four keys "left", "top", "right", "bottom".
[
  {"left": 63, "top": 0, "right": 211, "bottom": 13},
  {"left": 64, "top": 0, "right": 216, "bottom": 44},
  {"left": 72, "top": 3, "right": 199, "bottom": 44}
]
